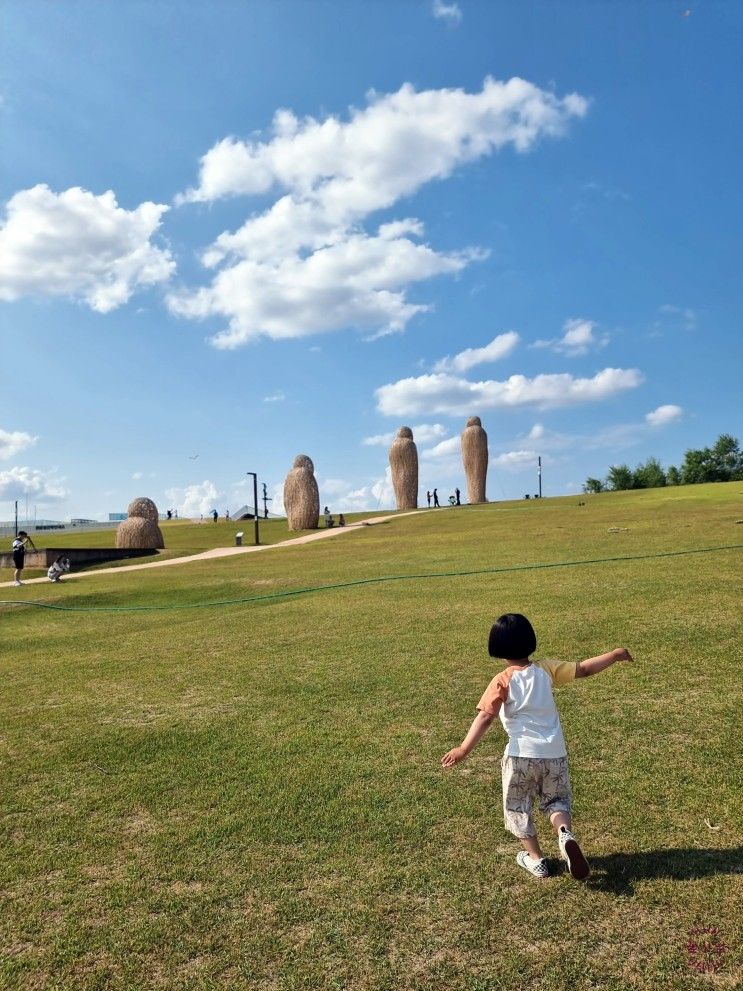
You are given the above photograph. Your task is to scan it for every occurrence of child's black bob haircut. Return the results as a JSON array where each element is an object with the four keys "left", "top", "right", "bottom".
[{"left": 488, "top": 613, "right": 537, "bottom": 660}]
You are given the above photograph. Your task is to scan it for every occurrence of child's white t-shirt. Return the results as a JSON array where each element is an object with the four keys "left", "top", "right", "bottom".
[{"left": 477, "top": 659, "right": 577, "bottom": 758}]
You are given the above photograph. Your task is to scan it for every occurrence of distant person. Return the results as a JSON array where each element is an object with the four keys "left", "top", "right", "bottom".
[
  {"left": 433, "top": 488, "right": 440, "bottom": 508},
  {"left": 11, "top": 530, "right": 36, "bottom": 586},
  {"left": 264, "top": 507, "right": 269, "bottom": 519},
  {"left": 166, "top": 509, "right": 172, "bottom": 521},
  {"left": 225, "top": 510, "right": 231, "bottom": 522},
  {"left": 427, "top": 490, "right": 431, "bottom": 508},
  {"left": 442, "top": 613, "right": 633, "bottom": 881},
  {"left": 338, "top": 513, "right": 346, "bottom": 527},
  {"left": 47, "top": 555, "right": 71, "bottom": 583},
  {"left": 212, "top": 510, "right": 218, "bottom": 523},
  {"left": 324, "top": 506, "right": 334, "bottom": 528},
  {"left": 455, "top": 487, "right": 461, "bottom": 506}
]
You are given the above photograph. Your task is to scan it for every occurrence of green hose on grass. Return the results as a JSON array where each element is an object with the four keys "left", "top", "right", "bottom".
[{"left": 1, "top": 544, "right": 740, "bottom": 614}]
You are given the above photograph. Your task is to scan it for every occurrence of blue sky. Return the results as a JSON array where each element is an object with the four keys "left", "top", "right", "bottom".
[{"left": 1, "top": 0, "right": 741, "bottom": 521}]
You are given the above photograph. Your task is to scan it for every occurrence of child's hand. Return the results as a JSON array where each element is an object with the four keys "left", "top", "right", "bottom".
[
  {"left": 613, "top": 648, "right": 634, "bottom": 663},
  {"left": 441, "top": 746, "right": 468, "bottom": 768}
]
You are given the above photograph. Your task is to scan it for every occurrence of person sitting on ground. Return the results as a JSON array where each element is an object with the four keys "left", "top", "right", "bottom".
[
  {"left": 47, "top": 556, "right": 71, "bottom": 583},
  {"left": 338, "top": 513, "right": 346, "bottom": 527},
  {"left": 323, "top": 506, "right": 334, "bottom": 528},
  {"left": 11, "top": 530, "right": 36, "bottom": 586},
  {"left": 442, "top": 612, "right": 633, "bottom": 881}
]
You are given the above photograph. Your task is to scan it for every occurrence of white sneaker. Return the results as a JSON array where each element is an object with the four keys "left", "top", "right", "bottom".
[
  {"left": 558, "top": 826, "right": 590, "bottom": 880},
  {"left": 14, "top": 580, "right": 23, "bottom": 586},
  {"left": 516, "top": 851, "right": 549, "bottom": 879}
]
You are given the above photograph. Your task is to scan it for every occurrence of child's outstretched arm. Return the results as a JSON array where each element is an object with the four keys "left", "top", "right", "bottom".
[
  {"left": 576, "top": 647, "right": 633, "bottom": 678},
  {"left": 441, "top": 707, "right": 498, "bottom": 768}
]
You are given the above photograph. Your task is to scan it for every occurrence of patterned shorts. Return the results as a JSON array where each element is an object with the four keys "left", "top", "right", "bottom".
[{"left": 501, "top": 755, "right": 572, "bottom": 838}]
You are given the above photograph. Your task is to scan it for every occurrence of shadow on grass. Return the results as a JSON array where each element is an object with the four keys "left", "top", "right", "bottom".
[{"left": 578, "top": 846, "right": 743, "bottom": 896}]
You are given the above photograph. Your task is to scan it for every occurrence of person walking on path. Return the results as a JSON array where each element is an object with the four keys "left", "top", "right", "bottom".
[
  {"left": 212, "top": 509, "right": 218, "bottom": 523},
  {"left": 11, "top": 530, "right": 36, "bottom": 586},
  {"left": 442, "top": 613, "right": 633, "bottom": 881},
  {"left": 426, "top": 490, "right": 431, "bottom": 508},
  {"left": 455, "top": 487, "right": 461, "bottom": 506},
  {"left": 433, "top": 488, "right": 440, "bottom": 508}
]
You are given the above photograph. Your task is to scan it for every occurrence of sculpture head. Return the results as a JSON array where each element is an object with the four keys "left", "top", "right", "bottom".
[
  {"left": 292, "top": 454, "right": 315, "bottom": 472},
  {"left": 465, "top": 416, "right": 482, "bottom": 428},
  {"left": 396, "top": 426, "right": 414, "bottom": 439},
  {"left": 127, "top": 496, "right": 159, "bottom": 521}
]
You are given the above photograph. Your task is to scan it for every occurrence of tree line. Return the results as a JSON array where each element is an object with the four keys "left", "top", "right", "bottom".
[{"left": 583, "top": 434, "right": 743, "bottom": 493}]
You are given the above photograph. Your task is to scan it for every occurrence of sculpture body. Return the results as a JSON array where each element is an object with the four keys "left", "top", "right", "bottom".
[
  {"left": 284, "top": 455, "right": 320, "bottom": 530},
  {"left": 461, "top": 417, "right": 488, "bottom": 504},
  {"left": 116, "top": 496, "right": 165, "bottom": 548},
  {"left": 389, "top": 427, "right": 418, "bottom": 510}
]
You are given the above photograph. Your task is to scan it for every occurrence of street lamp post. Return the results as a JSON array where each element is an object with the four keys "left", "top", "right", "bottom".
[{"left": 246, "top": 472, "right": 260, "bottom": 545}]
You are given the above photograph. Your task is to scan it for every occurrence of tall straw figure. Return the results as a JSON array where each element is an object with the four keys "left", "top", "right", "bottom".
[
  {"left": 461, "top": 416, "right": 488, "bottom": 504},
  {"left": 284, "top": 455, "right": 320, "bottom": 530},
  {"left": 389, "top": 426, "right": 418, "bottom": 510}
]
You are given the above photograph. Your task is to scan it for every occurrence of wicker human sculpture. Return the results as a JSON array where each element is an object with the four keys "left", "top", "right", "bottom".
[
  {"left": 461, "top": 416, "right": 488, "bottom": 504},
  {"left": 284, "top": 455, "right": 320, "bottom": 531},
  {"left": 389, "top": 426, "right": 418, "bottom": 510},
  {"left": 116, "top": 497, "right": 165, "bottom": 549}
]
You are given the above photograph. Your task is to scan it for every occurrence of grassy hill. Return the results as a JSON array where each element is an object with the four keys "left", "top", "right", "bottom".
[{"left": 1, "top": 484, "right": 741, "bottom": 990}]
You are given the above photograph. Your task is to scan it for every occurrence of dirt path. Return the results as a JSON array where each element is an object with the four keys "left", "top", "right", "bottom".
[{"left": 1, "top": 512, "right": 425, "bottom": 589}]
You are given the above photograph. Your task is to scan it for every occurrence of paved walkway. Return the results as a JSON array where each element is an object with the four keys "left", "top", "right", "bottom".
[{"left": 0, "top": 512, "right": 425, "bottom": 589}]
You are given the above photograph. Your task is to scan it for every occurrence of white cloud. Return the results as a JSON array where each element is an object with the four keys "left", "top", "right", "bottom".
[
  {"left": 318, "top": 468, "right": 395, "bottom": 512},
  {"left": 422, "top": 436, "right": 460, "bottom": 460},
  {"left": 132, "top": 471, "right": 144, "bottom": 480},
  {"left": 320, "top": 478, "right": 352, "bottom": 498},
  {"left": 527, "top": 423, "right": 546, "bottom": 441},
  {"left": 492, "top": 449, "right": 539, "bottom": 470},
  {"left": 263, "top": 390, "right": 286, "bottom": 403},
  {"left": 363, "top": 422, "right": 448, "bottom": 447},
  {"left": 658, "top": 304, "right": 697, "bottom": 331},
  {"left": 376, "top": 367, "right": 643, "bottom": 416},
  {"left": 0, "top": 185, "right": 174, "bottom": 312},
  {"left": 646, "top": 404, "right": 683, "bottom": 427},
  {"left": 433, "top": 331, "right": 519, "bottom": 373},
  {"left": 0, "top": 428, "right": 37, "bottom": 460},
  {"left": 171, "top": 78, "right": 587, "bottom": 347},
  {"left": 532, "top": 318, "right": 608, "bottom": 356},
  {"left": 164, "top": 480, "right": 223, "bottom": 518},
  {"left": 0, "top": 465, "right": 68, "bottom": 503},
  {"left": 432, "top": 0, "right": 463, "bottom": 24}
]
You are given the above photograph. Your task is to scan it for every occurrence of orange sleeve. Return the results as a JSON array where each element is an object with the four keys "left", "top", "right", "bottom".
[
  {"left": 539, "top": 658, "right": 578, "bottom": 686},
  {"left": 476, "top": 671, "right": 510, "bottom": 716}
]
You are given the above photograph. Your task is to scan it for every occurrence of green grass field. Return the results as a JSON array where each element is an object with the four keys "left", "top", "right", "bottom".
[{"left": 1, "top": 485, "right": 741, "bottom": 990}]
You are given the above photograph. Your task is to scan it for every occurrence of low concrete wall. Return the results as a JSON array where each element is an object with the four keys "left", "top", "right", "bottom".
[{"left": 0, "top": 548, "right": 157, "bottom": 569}]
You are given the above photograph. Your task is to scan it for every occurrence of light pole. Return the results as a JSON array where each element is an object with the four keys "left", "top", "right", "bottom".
[{"left": 246, "top": 472, "right": 260, "bottom": 545}]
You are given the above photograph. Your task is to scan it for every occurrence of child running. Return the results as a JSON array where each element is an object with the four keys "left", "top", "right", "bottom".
[{"left": 442, "top": 613, "right": 633, "bottom": 880}]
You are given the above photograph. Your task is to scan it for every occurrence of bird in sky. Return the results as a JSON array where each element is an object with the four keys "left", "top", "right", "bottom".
[{"left": 188, "top": 454, "right": 199, "bottom": 460}]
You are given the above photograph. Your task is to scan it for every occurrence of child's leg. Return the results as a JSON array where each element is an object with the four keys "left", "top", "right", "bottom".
[
  {"left": 520, "top": 834, "right": 545, "bottom": 860},
  {"left": 549, "top": 810, "right": 572, "bottom": 833},
  {"left": 503, "top": 756, "right": 546, "bottom": 862}
]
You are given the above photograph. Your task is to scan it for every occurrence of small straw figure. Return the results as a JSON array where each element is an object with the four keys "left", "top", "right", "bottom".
[
  {"left": 284, "top": 455, "right": 320, "bottom": 530},
  {"left": 461, "top": 416, "right": 488, "bottom": 504},
  {"left": 389, "top": 426, "right": 418, "bottom": 510},
  {"left": 116, "top": 496, "right": 165, "bottom": 548}
]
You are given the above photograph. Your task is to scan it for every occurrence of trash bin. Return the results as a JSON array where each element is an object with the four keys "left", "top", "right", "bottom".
[{"left": 235, "top": 531, "right": 244, "bottom": 546}]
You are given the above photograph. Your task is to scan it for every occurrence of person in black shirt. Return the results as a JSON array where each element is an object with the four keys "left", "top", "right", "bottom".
[{"left": 12, "top": 530, "right": 36, "bottom": 586}]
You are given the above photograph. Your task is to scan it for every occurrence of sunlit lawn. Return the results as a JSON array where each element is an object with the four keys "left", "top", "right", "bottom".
[{"left": 1, "top": 484, "right": 741, "bottom": 990}]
